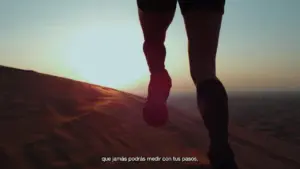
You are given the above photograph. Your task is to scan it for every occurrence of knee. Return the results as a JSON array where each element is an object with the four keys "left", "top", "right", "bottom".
[
  {"left": 189, "top": 68, "right": 216, "bottom": 85},
  {"left": 188, "top": 56, "right": 216, "bottom": 85},
  {"left": 190, "top": 71, "right": 197, "bottom": 85},
  {"left": 143, "top": 33, "right": 165, "bottom": 45},
  {"left": 143, "top": 39, "right": 166, "bottom": 53}
]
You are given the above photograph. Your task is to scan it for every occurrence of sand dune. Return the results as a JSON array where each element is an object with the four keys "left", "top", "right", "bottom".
[{"left": 0, "top": 65, "right": 300, "bottom": 169}]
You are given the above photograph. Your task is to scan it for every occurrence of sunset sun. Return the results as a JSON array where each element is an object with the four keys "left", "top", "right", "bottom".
[{"left": 64, "top": 23, "right": 148, "bottom": 90}]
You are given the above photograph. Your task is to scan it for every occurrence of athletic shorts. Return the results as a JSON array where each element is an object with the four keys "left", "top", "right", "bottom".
[{"left": 137, "top": 0, "right": 225, "bottom": 14}]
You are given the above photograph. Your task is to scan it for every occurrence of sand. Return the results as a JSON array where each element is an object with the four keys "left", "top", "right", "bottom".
[{"left": 0, "top": 65, "right": 300, "bottom": 169}]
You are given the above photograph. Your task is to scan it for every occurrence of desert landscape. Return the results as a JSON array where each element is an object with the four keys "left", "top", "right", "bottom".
[
  {"left": 168, "top": 91, "right": 300, "bottom": 147},
  {"left": 1, "top": 65, "right": 300, "bottom": 169}
]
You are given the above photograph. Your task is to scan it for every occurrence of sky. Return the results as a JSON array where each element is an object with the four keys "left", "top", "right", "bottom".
[{"left": 0, "top": 0, "right": 299, "bottom": 96}]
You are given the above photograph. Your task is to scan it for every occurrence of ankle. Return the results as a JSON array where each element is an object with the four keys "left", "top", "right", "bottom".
[{"left": 208, "top": 145, "right": 238, "bottom": 169}]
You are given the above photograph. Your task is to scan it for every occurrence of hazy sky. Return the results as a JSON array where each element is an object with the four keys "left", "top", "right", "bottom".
[{"left": 1, "top": 0, "right": 299, "bottom": 95}]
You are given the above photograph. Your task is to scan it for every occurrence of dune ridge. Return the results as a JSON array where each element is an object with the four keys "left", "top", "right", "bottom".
[{"left": 0, "top": 65, "right": 299, "bottom": 169}]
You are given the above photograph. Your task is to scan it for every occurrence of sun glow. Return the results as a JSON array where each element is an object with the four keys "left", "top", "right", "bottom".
[{"left": 64, "top": 23, "right": 148, "bottom": 90}]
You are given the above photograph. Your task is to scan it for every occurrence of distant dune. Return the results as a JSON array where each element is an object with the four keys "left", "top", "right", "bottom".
[
  {"left": 168, "top": 90, "right": 300, "bottom": 147},
  {"left": 0, "top": 65, "right": 299, "bottom": 169}
]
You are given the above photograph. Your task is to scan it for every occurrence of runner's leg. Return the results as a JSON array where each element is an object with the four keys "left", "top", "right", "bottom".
[
  {"left": 137, "top": 0, "right": 177, "bottom": 127},
  {"left": 137, "top": 0, "right": 177, "bottom": 74},
  {"left": 179, "top": 0, "right": 238, "bottom": 168}
]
